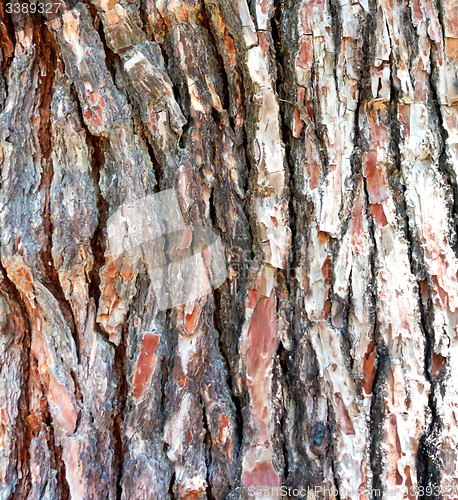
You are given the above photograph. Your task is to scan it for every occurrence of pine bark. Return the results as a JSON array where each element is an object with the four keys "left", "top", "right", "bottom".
[{"left": 0, "top": 0, "right": 457, "bottom": 499}]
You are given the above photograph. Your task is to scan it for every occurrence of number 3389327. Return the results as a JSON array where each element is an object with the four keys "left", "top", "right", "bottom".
[{"left": 6, "top": 2, "right": 62, "bottom": 14}]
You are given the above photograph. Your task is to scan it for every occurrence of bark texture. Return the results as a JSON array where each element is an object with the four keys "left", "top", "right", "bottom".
[{"left": 0, "top": 0, "right": 457, "bottom": 498}]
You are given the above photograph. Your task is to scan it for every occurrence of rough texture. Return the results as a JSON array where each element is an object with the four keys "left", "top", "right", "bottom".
[{"left": 0, "top": 0, "right": 457, "bottom": 499}]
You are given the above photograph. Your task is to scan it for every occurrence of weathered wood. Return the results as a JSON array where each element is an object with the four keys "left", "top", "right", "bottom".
[{"left": 0, "top": 0, "right": 457, "bottom": 499}]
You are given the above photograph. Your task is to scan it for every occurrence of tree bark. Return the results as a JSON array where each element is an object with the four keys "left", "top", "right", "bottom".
[{"left": 0, "top": 0, "right": 457, "bottom": 499}]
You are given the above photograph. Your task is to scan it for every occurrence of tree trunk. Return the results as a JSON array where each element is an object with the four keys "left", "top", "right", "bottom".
[{"left": 0, "top": 0, "right": 457, "bottom": 498}]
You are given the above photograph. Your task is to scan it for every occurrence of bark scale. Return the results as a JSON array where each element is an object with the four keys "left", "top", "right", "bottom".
[{"left": 0, "top": 0, "right": 457, "bottom": 499}]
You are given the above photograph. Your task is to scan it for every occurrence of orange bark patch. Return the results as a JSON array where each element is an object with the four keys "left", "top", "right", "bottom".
[
  {"left": 86, "top": 89, "right": 99, "bottom": 106},
  {"left": 297, "top": 36, "right": 313, "bottom": 69},
  {"left": 218, "top": 414, "right": 230, "bottom": 442},
  {"left": 226, "top": 35, "right": 237, "bottom": 66},
  {"left": 258, "top": 32, "right": 269, "bottom": 57},
  {"left": 94, "top": 107, "right": 104, "bottom": 127},
  {"left": 386, "top": 413, "right": 403, "bottom": 487},
  {"left": 404, "top": 465, "right": 415, "bottom": 500},
  {"left": 322, "top": 255, "right": 332, "bottom": 283},
  {"left": 364, "top": 151, "right": 387, "bottom": 204},
  {"left": 132, "top": 333, "right": 161, "bottom": 401},
  {"left": 177, "top": 374, "right": 187, "bottom": 388},
  {"left": 181, "top": 3, "right": 188, "bottom": 21},
  {"left": 431, "top": 353, "right": 446, "bottom": 377},
  {"left": 412, "top": 0, "right": 423, "bottom": 23},
  {"left": 293, "top": 107, "right": 303, "bottom": 138},
  {"left": 83, "top": 108, "right": 104, "bottom": 129},
  {"left": 14, "top": 266, "right": 34, "bottom": 296},
  {"left": 297, "top": 86, "right": 305, "bottom": 102},
  {"left": 247, "top": 294, "right": 277, "bottom": 382},
  {"left": 445, "top": 37, "right": 458, "bottom": 57},
  {"left": 419, "top": 279, "right": 429, "bottom": 303},
  {"left": 101, "top": 260, "right": 120, "bottom": 306},
  {"left": 398, "top": 104, "right": 410, "bottom": 142},
  {"left": 362, "top": 340, "right": 377, "bottom": 394},
  {"left": 334, "top": 392, "right": 355, "bottom": 435},
  {"left": 370, "top": 203, "right": 388, "bottom": 227},
  {"left": 317, "top": 231, "right": 328, "bottom": 244},
  {"left": 247, "top": 289, "right": 258, "bottom": 309},
  {"left": 305, "top": 130, "right": 320, "bottom": 189},
  {"left": 214, "top": 7, "right": 237, "bottom": 66},
  {"left": 242, "top": 449, "right": 280, "bottom": 487},
  {"left": 368, "top": 109, "right": 389, "bottom": 147},
  {"left": 185, "top": 303, "right": 200, "bottom": 334},
  {"left": 246, "top": 293, "right": 277, "bottom": 445},
  {"left": 242, "top": 459, "right": 280, "bottom": 488},
  {"left": 352, "top": 191, "right": 363, "bottom": 238},
  {"left": 321, "top": 298, "right": 331, "bottom": 319},
  {"left": 48, "top": 374, "right": 78, "bottom": 435},
  {"left": 303, "top": 101, "right": 314, "bottom": 120},
  {"left": 414, "top": 62, "right": 428, "bottom": 102},
  {"left": 217, "top": 413, "right": 233, "bottom": 458}
]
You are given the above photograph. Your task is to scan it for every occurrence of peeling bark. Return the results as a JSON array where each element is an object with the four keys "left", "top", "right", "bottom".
[{"left": 0, "top": 0, "right": 457, "bottom": 499}]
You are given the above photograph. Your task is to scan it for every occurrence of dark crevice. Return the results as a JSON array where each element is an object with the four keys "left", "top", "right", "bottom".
[
  {"left": 367, "top": 346, "right": 388, "bottom": 499},
  {"left": 416, "top": 282, "right": 442, "bottom": 500},
  {"left": 34, "top": 26, "right": 81, "bottom": 366},
  {"left": 2, "top": 265, "right": 32, "bottom": 500},
  {"left": 390, "top": 17, "right": 449, "bottom": 494},
  {"left": 428, "top": 42, "right": 458, "bottom": 254},
  {"left": 338, "top": 269, "right": 354, "bottom": 374},
  {"left": 327, "top": 400, "right": 341, "bottom": 500},
  {"left": 143, "top": 130, "right": 163, "bottom": 192},
  {"left": 178, "top": 119, "right": 193, "bottom": 150},
  {"left": 0, "top": 1, "right": 15, "bottom": 110},
  {"left": 247, "top": 0, "right": 258, "bottom": 31},
  {"left": 163, "top": 316, "right": 176, "bottom": 500},
  {"left": 139, "top": 0, "right": 174, "bottom": 78},
  {"left": 213, "top": 286, "right": 244, "bottom": 460},
  {"left": 434, "top": 0, "right": 447, "bottom": 47},
  {"left": 271, "top": 0, "right": 299, "bottom": 312},
  {"left": 416, "top": 10, "right": 453, "bottom": 495},
  {"left": 138, "top": 0, "right": 153, "bottom": 38},
  {"left": 361, "top": 133, "right": 385, "bottom": 494},
  {"left": 358, "top": 7, "right": 387, "bottom": 494},
  {"left": 113, "top": 327, "right": 128, "bottom": 500},
  {"left": 386, "top": 33, "right": 414, "bottom": 266},
  {"left": 363, "top": 178, "right": 386, "bottom": 499},
  {"left": 328, "top": 0, "right": 342, "bottom": 105},
  {"left": 276, "top": 339, "right": 291, "bottom": 481},
  {"left": 96, "top": 17, "right": 118, "bottom": 84},
  {"left": 34, "top": 31, "right": 76, "bottom": 499},
  {"left": 1, "top": 19, "right": 72, "bottom": 500},
  {"left": 271, "top": 2, "right": 295, "bottom": 489},
  {"left": 85, "top": 132, "right": 110, "bottom": 340},
  {"left": 168, "top": 470, "right": 177, "bottom": 500},
  {"left": 46, "top": 417, "right": 71, "bottom": 500},
  {"left": 76, "top": 91, "right": 125, "bottom": 499},
  {"left": 403, "top": 1, "right": 420, "bottom": 79},
  {"left": 201, "top": 394, "right": 216, "bottom": 500},
  {"left": 201, "top": 2, "right": 230, "bottom": 111},
  {"left": 84, "top": 0, "right": 101, "bottom": 30}
]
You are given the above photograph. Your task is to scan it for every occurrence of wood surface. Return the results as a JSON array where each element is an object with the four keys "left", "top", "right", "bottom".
[{"left": 0, "top": 0, "right": 457, "bottom": 498}]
